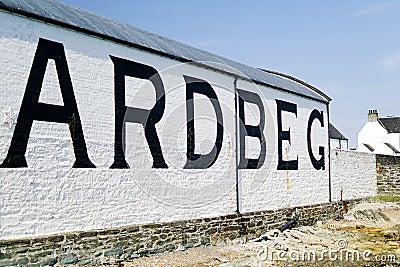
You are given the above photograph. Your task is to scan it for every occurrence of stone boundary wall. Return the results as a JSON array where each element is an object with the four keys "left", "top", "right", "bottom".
[
  {"left": 376, "top": 154, "right": 400, "bottom": 195},
  {"left": 0, "top": 199, "right": 365, "bottom": 267},
  {"left": 330, "top": 149, "right": 377, "bottom": 201}
]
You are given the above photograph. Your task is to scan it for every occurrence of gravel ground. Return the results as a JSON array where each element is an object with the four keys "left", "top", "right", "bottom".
[{"left": 97, "top": 202, "right": 400, "bottom": 267}]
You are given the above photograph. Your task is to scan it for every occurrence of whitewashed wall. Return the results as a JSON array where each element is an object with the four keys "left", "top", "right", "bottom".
[
  {"left": 330, "top": 149, "right": 377, "bottom": 201},
  {"left": 0, "top": 11, "right": 329, "bottom": 239},
  {"left": 238, "top": 79, "right": 329, "bottom": 212}
]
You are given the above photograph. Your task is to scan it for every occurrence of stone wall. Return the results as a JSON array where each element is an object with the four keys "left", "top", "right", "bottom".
[
  {"left": 376, "top": 154, "right": 400, "bottom": 195},
  {"left": 0, "top": 199, "right": 364, "bottom": 267},
  {"left": 330, "top": 149, "right": 377, "bottom": 201},
  {"left": 330, "top": 152, "right": 400, "bottom": 198}
]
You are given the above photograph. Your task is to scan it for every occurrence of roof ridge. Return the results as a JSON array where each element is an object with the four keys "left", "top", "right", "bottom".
[
  {"left": 328, "top": 122, "right": 348, "bottom": 140},
  {"left": 380, "top": 116, "right": 400, "bottom": 119},
  {"left": 258, "top": 69, "right": 331, "bottom": 101}
]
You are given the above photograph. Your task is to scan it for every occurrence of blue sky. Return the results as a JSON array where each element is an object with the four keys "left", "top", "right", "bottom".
[{"left": 59, "top": 0, "right": 400, "bottom": 148}]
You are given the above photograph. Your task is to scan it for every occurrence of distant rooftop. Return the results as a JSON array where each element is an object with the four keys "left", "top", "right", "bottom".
[
  {"left": 0, "top": 0, "right": 330, "bottom": 103},
  {"left": 380, "top": 117, "right": 400, "bottom": 133},
  {"left": 329, "top": 123, "right": 348, "bottom": 140},
  {"left": 367, "top": 110, "right": 400, "bottom": 134}
]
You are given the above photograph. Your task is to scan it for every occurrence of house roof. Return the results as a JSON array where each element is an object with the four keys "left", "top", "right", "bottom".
[
  {"left": 379, "top": 117, "right": 400, "bottom": 133},
  {"left": 0, "top": 0, "right": 330, "bottom": 103},
  {"left": 329, "top": 123, "right": 348, "bottom": 140}
]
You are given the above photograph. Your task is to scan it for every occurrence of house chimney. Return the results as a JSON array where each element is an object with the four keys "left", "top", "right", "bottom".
[{"left": 368, "top": 109, "right": 379, "bottom": 122}]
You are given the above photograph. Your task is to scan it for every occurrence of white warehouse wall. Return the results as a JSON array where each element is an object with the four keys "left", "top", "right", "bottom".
[
  {"left": 1, "top": 11, "right": 330, "bottom": 239},
  {"left": 238, "top": 79, "right": 329, "bottom": 212}
]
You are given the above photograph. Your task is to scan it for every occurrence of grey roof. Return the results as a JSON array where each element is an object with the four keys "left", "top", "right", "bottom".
[
  {"left": 329, "top": 123, "right": 347, "bottom": 140},
  {"left": 384, "top": 143, "right": 400, "bottom": 153},
  {"left": 0, "top": 0, "right": 330, "bottom": 103},
  {"left": 380, "top": 117, "right": 400, "bottom": 133}
]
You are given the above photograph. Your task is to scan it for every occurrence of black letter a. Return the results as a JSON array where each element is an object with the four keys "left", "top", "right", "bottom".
[{"left": 0, "top": 38, "right": 95, "bottom": 168}]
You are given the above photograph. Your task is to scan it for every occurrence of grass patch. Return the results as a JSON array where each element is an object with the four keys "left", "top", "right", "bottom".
[{"left": 373, "top": 195, "right": 400, "bottom": 202}]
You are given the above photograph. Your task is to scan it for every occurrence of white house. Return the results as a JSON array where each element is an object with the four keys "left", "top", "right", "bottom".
[
  {"left": 357, "top": 110, "right": 400, "bottom": 155},
  {"left": 329, "top": 123, "right": 348, "bottom": 149}
]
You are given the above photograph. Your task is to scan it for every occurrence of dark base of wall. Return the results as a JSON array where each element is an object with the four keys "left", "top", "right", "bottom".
[
  {"left": 376, "top": 154, "right": 400, "bottom": 195},
  {"left": 0, "top": 199, "right": 366, "bottom": 267}
]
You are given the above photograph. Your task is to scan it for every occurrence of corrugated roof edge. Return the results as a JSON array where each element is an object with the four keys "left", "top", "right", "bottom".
[
  {"left": 0, "top": 0, "right": 330, "bottom": 104},
  {"left": 258, "top": 69, "right": 331, "bottom": 101}
]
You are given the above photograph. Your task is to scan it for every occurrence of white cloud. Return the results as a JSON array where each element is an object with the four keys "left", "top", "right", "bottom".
[
  {"left": 195, "top": 38, "right": 231, "bottom": 47},
  {"left": 354, "top": 1, "right": 399, "bottom": 16},
  {"left": 379, "top": 52, "right": 400, "bottom": 70}
]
